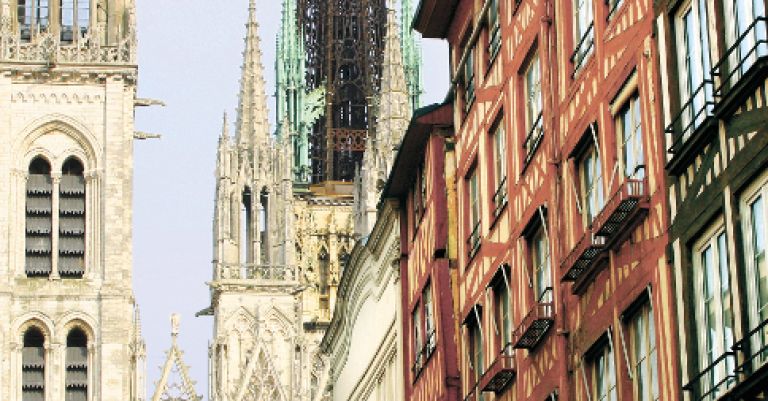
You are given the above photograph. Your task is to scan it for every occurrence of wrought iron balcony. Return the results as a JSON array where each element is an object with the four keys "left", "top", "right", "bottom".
[
  {"left": 561, "top": 231, "right": 607, "bottom": 292},
  {"left": 683, "top": 317, "right": 768, "bottom": 401},
  {"left": 712, "top": 16, "right": 768, "bottom": 102},
  {"left": 479, "top": 343, "right": 516, "bottom": 393},
  {"left": 215, "top": 263, "right": 297, "bottom": 282},
  {"left": 512, "top": 288, "right": 554, "bottom": 350},
  {"left": 592, "top": 179, "right": 649, "bottom": 248},
  {"left": 665, "top": 80, "right": 716, "bottom": 156}
]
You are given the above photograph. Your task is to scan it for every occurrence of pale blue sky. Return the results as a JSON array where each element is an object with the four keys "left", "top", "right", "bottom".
[{"left": 133, "top": 0, "right": 448, "bottom": 397}]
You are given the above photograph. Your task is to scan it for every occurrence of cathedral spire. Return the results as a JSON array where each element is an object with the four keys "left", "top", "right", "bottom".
[
  {"left": 235, "top": 0, "right": 271, "bottom": 148},
  {"left": 376, "top": 4, "right": 411, "bottom": 147},
  {"left": 151, "top": 314, "right": 202, "bottom": 401},
  {"left": 400, "top": 0, "right": 423, "bottom": 110}
]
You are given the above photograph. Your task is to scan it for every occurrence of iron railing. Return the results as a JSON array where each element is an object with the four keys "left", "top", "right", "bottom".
[
  {"left": 712, "top": 16, "right": 768, "bottom": 99},
  {"left": 479, "top": 342, "right": 516, "bottom": 393},
  {"left": 665, "top": 80, "right": 716, "bottom": 154},
  {"left": 524, "top": 112, "right": 544, "bottom": 165},
  {"left": 512, "top": 287, "right": 554, "bottom": 349},
  {"left": 492, "top": 177, "right": 508, "bottom": 219},
  {"left": 684, "top": 317, "right": 768, "bottom": 401},
  {"left": 592, "top": 179, "right": 648, "bottom": 243},
  {"left": 468, "top": 222, "right": 482, "bottom": 259},
  {"left": 571, "top": 22, "right": 595, "bottom": 73},
  {"left": 561, "top": 231, "right": 607, "bottom": 284}
]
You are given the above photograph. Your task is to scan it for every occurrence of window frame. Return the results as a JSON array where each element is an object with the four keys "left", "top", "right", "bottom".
[
  {"left": 615, "top": 92, "right": 645, "bottom": 180},
  {"left": 692, "top": 221, "right": 736, "bottom": 396},
  {"left": 740, "top": 173, "right": 768, "bottom": 363},
  {"left": 492, "top": 272, "right": 512, "bottom": 349},
  {"left": 626, "top": 301, "right": 660, "bottom": 401},
  {"left": 65, "top": 327, "right": 90, "bottom": 401},
  {"left": 487, "top": 0, "right": 501, "bottom": 62},
  {"left": 21, "top": 325, "right": 47, "bottom": 401},
  {"left": 590, "top": 337, "right": 618, "bottom": 401},
  {"left": 578, "top": 136, "right": 605, "bottom": 226},
  {"left": 523, "top": 50, "right": 543, "bottom": 165},
  {"left": 467, "top": 166, "right": 481, "bottom": 260},
  {"left": 530, "top": 224, "right": 552, "bottom": 303},
  {"left": 572, "top": 0, "right": 595, "bottom": 73},
  {"left": 491, "top": 117, "right": 508, "bottom": 219},
  {"left": 673, "top": 0, "right": 714, "bottom": 142}
]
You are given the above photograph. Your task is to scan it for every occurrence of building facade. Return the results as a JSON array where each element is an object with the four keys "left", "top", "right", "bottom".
[
  {"left": 384, "top": 101, "right": 459, "bottom": 401},
  {"left": 413, "top": 1, "right": 679, "bottom": 401},
  {"left": 655, "top": 0, "right": 768, "bottom": 400},
  {"left": 0, "top": 1, "right": 146, "bottom": 400}
]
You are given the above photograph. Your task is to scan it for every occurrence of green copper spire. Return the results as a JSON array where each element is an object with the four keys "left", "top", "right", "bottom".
[
  {"left": 400, "top": 0, "right": 423, "bottom": 111},
  {"left": 276, "top": 0, "right": 324, "bottom": 183}
]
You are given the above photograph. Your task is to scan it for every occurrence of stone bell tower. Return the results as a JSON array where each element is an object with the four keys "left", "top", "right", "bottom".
[{"left": 0, "top": 0, "right": 147, "bottom": 400}]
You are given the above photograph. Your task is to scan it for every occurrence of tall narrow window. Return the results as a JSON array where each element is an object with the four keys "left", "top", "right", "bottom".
[
  {"left": 259, "top": 189, "right": 269, "bottom": 264},
  {"left": 464, "top": 46, "right": 476, "bottom": 111},
  {"left": 468, "top": 169, "right": 481, "bottom": 258},
  {"left": 628, "top": 302, "right": 660, "bottom": 401},
  {"left": 22, "top": 327, "right": 46, "bottom": 401},
  {"left": 488, "top": 0, "right": 501, "bottom": 58},
  {"left": 675, "top": 0, "right": 713, "bottom": 141},
  {"left": 531, "top": 225, "right": 552, "bottom": 303},
  {"left": 580, "top": 141, "right": 604, "bottom": 225},
  {"left": 412, "top": 302, "right": 423, "bottom": 373},
  {"left": 17, "top": 0, "right": 49, "bottom": 41},
  {"left": 241, "top": 187, "right": 252, "bottom": 264},
  {"left": 723, "top": 0, "right": 767, "bottom": 85},
  {"left": 616, "top": 94, "right": 645, "bottom": 180},
  {"left": 592, "top": 341, "right": 617, "bottom": 401},
  {"left": 26, "top": 157, "right": 52, "bottom": 277},
  {"left": 66, "top": 328, "right": 88, "bottom": 401},
  {"left": 573, "top": 0, "right": 594, "bottom": 71},
  {"left": 61, "top": 0, "right": 74, "bottom": 42},
  {"left": 77, "top": 0, "right": 90, "bottom": 37},
  {"left": 523, "top": 51, "right": 543, "bottom": 162},
  {"left": 694, "top": 227, "right": 735, "bottom": 398},
  {"left": 742, "top": 182, "right": 768, "bottom": 368},
  {"left": 492, "top": 120, "right": 507, "bottom": 217},
  {"left": 59, "top": 157, "right": 86, "bottom": 278},
  {"left": 493, "top": 277, "right": 512, "bottom": 348},
  {"left": 423, "top": 283, "right": 436, "bottom": 353},
  {"left": 468, "top": 315, "right": 484, "bottom": 384}
]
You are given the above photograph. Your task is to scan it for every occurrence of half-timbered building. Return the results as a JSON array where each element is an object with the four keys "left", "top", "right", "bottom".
[
  {"left": 383, "top": 102, "right": 459, "bottom": 401},
  {"left": 414, "top": 0, "right": 680, "bottom": 401},
  {"left": 656, "top": 0, "right": 768, "bottom": 400}
]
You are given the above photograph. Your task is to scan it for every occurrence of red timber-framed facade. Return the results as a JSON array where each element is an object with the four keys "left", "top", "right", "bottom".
[
  {"left": 655, "top": 0, "right": 768, "bottom": 400},
  {"left": 384, "top": 102, "right": 460, "bottom": 401},
  {"left": 414, "top": 1, "right": 680, "bottom": 401}
]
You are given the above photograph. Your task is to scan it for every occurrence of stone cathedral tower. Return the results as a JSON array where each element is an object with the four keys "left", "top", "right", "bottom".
[
  {"left": 0, "top": 1, "right": 146, "bottom": 401},
  {"left": 202, "top": 1, "right": 419, "bottom": 400}
]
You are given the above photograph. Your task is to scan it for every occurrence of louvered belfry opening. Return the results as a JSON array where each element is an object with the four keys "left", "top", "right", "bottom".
[
  {"left": 65, "top": 328, "right": 88, "bottom": 401},
  {"left": 26, "top": 157, "right": 53, "bottom": 277},
  {"left": 59, "top": 157, "right": 86, "bottom": 278},
  {"left": 22, "top": 327, "right": 45, "bottom": 401}
]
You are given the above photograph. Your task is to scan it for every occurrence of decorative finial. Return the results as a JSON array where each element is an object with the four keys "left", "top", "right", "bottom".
[{"left": 171, "top": 313, "right": 180, "bottom": 337}]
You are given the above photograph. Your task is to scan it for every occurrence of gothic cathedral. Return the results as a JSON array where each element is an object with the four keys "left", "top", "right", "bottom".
[
  {"left": 0, "top": 1, "right": 146, "bottom": 401},
  {"left": 199, "top": 0, "right": 420, "bottom": 400}
]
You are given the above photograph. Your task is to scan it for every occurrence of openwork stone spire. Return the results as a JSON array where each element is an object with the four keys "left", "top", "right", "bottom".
[
  {"left": 354, "top": 4, "right": 411, "bottom": 237},
  {"left": 236, "top": 0, "right": 271, "bottom": 148},
  {"left": 151, "top": 314, "right": 202, "bottom": 401}
]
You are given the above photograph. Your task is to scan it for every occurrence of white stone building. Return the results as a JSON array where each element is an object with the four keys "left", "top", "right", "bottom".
[{"left": 0, "top": 1, "right": 147, "bottom": 400}]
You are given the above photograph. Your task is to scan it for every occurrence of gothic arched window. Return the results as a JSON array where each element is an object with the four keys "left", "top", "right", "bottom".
[
  {"left": 22, "top": 326, "right": 46, "bottom": 401},
  {"left": 60, "top": 0, "right": 90, "bottom": 43},
  {"left": 65, "top": 328, "right": 88, "bottom": 401},
  {"left": 59, "top": 157, "right": 86, "bottom": 278},
  {"left": 26, "top": 157, "right": 53, "bottom": 277}
]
